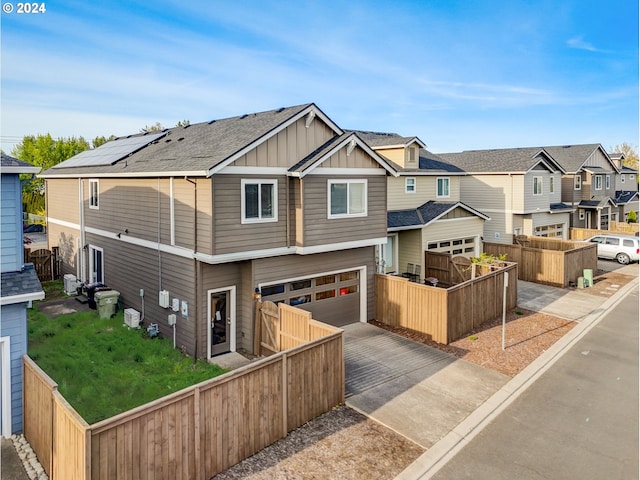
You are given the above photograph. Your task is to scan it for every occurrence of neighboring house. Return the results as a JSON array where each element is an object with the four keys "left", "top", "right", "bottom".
[
  {"left": 543, "top": 144, "right": 620, "bottom": 229},
  {"left": 351, "top": 131, "right": 489, "bottom": 277},
  {"left": 609, "top": 151, "right": 639, "bottom": 222},
  {"left": 41, "top": 104, "right": 398, "bottom": 360},
  {"left": 0, "top": 154, "right": 44, "bottom": 436},
  {"left": 439, "top": 147, "right": 571, "bottom": 245}
]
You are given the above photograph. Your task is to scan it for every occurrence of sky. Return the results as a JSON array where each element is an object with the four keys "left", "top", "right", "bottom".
[{"left": 1, "top": 0, "right": 638, "bottom": 156}]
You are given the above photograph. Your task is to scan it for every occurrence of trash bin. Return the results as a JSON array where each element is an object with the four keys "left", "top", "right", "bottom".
[
  {"left": 85, "top": 282, "right": 109, "bottom": 309},
  {"left": 95, "top": 290, "right": 120, "bottom": 319},
  {"left": 583, "top": 269, "right": 593, "bottom": 288}
]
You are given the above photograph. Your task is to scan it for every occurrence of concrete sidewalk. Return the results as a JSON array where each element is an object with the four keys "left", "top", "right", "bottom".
[
  {"left": 1, "top": 438, "right": 29, "bottom": 480},
  {"left": 396, "top": 273, "right": 639, "bottom": 479}
]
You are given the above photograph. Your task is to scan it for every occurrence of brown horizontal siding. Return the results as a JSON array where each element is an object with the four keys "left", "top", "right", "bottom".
[
  {"left": 174, "top": 177, "right": 196, "bottom": 249},
  {"left": 213, "top": 175, "right": 288, "bottom": 254},
  {"left": 302, "top": 175, "right": 387, "bottom": 247},
  {"left": 84, "top": 233, "right": 198, "bottom": 357},
  {"left": 46, "top": 179, "right": 79, "bottom": 223}
]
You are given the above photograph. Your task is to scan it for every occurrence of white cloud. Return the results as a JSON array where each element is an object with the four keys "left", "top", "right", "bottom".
[{"left": 566, "top": 36, "right": 599, "bottom": 52}]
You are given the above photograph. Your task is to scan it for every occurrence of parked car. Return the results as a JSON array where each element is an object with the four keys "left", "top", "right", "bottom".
[{"left": 584, "top": 234, "right": 640, "bottom": 264}]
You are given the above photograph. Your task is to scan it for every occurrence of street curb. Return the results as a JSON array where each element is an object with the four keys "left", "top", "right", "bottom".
[{"left": 396, "top": 276, "right": 639, "bottom": 480}]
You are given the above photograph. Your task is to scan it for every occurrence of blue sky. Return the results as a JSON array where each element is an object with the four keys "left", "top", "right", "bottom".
[{"left": 1, "top": 0, "right": 638, "bottom": 155}]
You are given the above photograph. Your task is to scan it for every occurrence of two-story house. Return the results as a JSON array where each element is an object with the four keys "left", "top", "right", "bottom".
[
  {"left": 352, "top": 131, "right": 489, "bottom": 277},
  {"left": 609, "top": 151, "right": 639, "bottom": 222},
  {"left": 41, "top": 104, "right": 398, "bottom": 360},
  {"left": 543, "top": 144, "right": 620, "bottom": 229},
  {"left": 439, "top": 147, "right": 571, "bottom": 245},
  {"left": 1, "top": 154, "right": 44, "bottom": 436}
]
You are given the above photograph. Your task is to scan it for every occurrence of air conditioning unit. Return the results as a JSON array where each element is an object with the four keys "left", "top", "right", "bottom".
[
  {"left": 63, "top": 274, "right": 80, "bottom": 295},
  {"left": 124, "top": 308, "right": 141, "bottom": 328}
]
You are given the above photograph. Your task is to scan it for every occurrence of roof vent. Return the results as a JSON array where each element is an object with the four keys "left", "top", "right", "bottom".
[
  {"left": 208, "top": 119, "right": 216, "bottom": 124},
  {"left": 165, "top": 139, "right": 172, "bottom": 143},
  {"left": 183, "top": 124, "right": 191, "bottom": 129},
  {"left": 240, "top": 114, "right": 248, "bottom": 119},
  {"left": 276, "top": 107, "right": 285, "bottom": 113},
  {"left": 177, "top": 137, "right": 184, "bottom": 141}
]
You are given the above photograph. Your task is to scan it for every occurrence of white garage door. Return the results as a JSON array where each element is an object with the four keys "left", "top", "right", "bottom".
[
  {"left": 534, "top": 223, "right": 565, "bottom": 238},
  {"left": 427, "top": 237, "right": 477, "bottom": 257},
  {"left": 260, "top": 270, "right": 360, "bottom": 327}
]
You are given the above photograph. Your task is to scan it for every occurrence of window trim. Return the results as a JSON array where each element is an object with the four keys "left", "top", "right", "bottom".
[
  {"left": 327, "top": 179, "right": 368, "bottom": 219},
  {"left": 88, "top": 245, "right": 104, "bottom": 284},
  {"left": 605, "top": 175, "right": 610, "bottom": 190},
  {"left": 574, "top": 175, "right": 581, "bottom": 190},
  {"left": 549, "top": 176, "right": 555, "bottom": 193},
  {"left": 89, "top": 179, "right": 99, "bottom": 209},
  {"left": 533, "top": 176, "right": 543, "bottom": 195},
  {"left": 405, "top": 177, "right": 416, "bottom": 194},
  {"left": 594, "top": 175, "right": 602, "bottom": 190},
  {"left": 436, "top": 177, "right": 450, "bottom": 198},
  {"left": 241, "top": 179, "right": 278, "bottom": 224}
]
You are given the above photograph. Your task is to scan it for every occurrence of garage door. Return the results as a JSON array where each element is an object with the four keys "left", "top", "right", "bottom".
[
  {"left": 427, "top": 237, "right": 477, "bottom": 257},
  {"left": 260, "top": 270, "right": 360, "bottom": 327},
  {"left": 534, "top": 223, "right": 565, "bottom": 238}
]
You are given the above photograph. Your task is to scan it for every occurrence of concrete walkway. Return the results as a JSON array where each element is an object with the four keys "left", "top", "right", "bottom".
[{"left": 1, "top": 438, "right": 29, "bottom": 480}]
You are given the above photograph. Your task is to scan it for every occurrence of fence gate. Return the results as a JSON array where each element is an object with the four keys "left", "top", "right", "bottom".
[
  {"left": 258, "top": 301, "right": 280, "bottom": 356},
  {"left": 25, "top": 248, "right": 55, "bottom": 282}
]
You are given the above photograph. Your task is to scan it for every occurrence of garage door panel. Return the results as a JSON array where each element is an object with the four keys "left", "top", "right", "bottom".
[{"left": 296, "top": 294, "right": 359, "bottom": 327}]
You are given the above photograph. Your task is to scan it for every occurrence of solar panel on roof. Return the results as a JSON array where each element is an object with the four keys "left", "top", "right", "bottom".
[{"left": 53, "top": 132, "right": 167, "bottom": 168}]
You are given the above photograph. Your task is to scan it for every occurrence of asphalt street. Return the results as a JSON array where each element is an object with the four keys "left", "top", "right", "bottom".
[{"left": 430, "top": 286, "right": 639, "bottom": 480}]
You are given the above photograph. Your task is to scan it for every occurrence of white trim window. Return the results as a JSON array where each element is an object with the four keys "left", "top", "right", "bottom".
[
  {"left": 533, "top": 176, "right": 543, "bottom": 195},
  {"left": 605, "top": 175, "right": 610, "bottom": 190},
  {"left": 595, "top": 175, "right": 602, "bottom": 190},
  {"left": 328, "top": 179, "right": 367, "bottom": 218},
  {"left": 549, "top": 176, "right": 555, "bottom": 193},
  {"left": 405, "top": 177, "right": 416, "bottom": 194},
  {"left": 436, "top": 177, "right": 450, "bottom": 198},
  {"left": 89, "top": 179, "right": 99, "bottom": 209},
  {"left": 241, "top": 179, "right": 277, "bottom": 223},
  {"left": 574, "top": 175, "right": 581, "bottom": 190}
]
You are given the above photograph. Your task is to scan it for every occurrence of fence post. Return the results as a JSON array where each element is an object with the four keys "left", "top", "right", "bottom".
[
  {"left": 194, "top": 386, "right": 202, "bottom": 480},
  {"left": 281, "top": 353, "right": 288, "bottom": 438}
]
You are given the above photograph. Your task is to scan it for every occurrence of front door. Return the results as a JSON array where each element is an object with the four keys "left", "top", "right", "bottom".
[{"left": 208, "top": 287, "right": 236, "bottom": 357}]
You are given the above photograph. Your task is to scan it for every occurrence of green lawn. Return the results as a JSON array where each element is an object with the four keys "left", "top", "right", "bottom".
[{"left": 28, "top": 306, "right": 227, "bottom": 424}]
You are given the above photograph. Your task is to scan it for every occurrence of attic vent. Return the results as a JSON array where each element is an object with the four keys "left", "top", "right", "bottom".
[
  {"left": 305, "top": 110, "right": 316, "bottom": 128},
  {"left": 276, "top": 107, "right": 285, "bottom": 113},
  {"left": 208, "top": 119, "right": 216, "bottom": 124}
]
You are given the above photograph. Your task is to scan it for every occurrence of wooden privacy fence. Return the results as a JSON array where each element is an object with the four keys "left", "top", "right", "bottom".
[
  {"left": 484, "top": 237, "right": 597, "bottom": 287},
  {"left": 375, "top": 262, "right": 517, "bottom": 344},
  {"left": 23, "top": 316, "right": 344, "bottom": 480},
  {"left": 24, "top": 247, "right": 59, "bottom": 282},
  {"left": 570, "top": 225, "right": 640, "bottom": 240},
  {"left": 255, "top": 301, "right": 337, "bottom": 356}
]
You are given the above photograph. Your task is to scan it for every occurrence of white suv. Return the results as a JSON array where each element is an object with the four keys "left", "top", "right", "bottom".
[{"left": 584, "top": 234, "right": 640, "bottom": 265}]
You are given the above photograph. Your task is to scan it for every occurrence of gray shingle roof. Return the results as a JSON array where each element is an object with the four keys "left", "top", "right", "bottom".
[
  {"left": 438, "top": 147, "right": 560, "bottom": 173},
  {"left": 1, "top": 264, "right": 44, "bottom": 301},
  {"left": 1, "top": 153, "right": 39, "bottom": 173},
  {"left": 542, "top": 144, "right": 605, "bottom": 174},
  {"left": 347, "top": 130, "right": 424, "bottom": 148},
  {"left": 388, "top": 201, "right": 489, "bottom": 229},
  {"left": 41, "top": 104, "right": 324, "bottom": 177},
  {"left": 615, "top": 191, "right": 639, "bottom": 204},
  {"left": 549, "top": 202, "right": 574, "bottom": 212},
  {"left": 578, "top": 196, "right": 614, "bottom": 208}
]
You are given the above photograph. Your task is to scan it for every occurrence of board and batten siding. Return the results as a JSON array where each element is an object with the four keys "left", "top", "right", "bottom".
[
  {"left": 301, "top": 174, "right": 387, "bottom": 248},
  {"left": 45, "top": 179, "right": 80, "bottom": 224},
  {"left": 84, "top": 233, "right": 199, "bottom": 357},
  {"left": 1, "top": 303, "right": 27, "bottom": 433},
  {"left": 231, "top": 116, "right": 336, "bottom": 168},
  {"left": 1, "top": 174, "right": 22, "bottom": 272},
  {"left": 387, "top": 176, "right": 462, "bottom": 210},
  {"left": 213, "top": 175, "right": 288, "bottom": 255}
]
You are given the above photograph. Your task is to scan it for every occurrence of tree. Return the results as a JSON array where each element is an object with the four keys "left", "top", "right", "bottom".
[
  {"left": 92, "top": 135, "right": 116, "bottom": 148},
  {"left": 140, "top": 122, "right": 164, "bottom": 133},
  {"left": 627, "top": 210, "right": 637, "bottom": 223},
  {"left": 610, "top": 143, "right": 639, "bottom": 171},
  {"left": 11, "top": 134, "right": 91, "bottom": 214}
]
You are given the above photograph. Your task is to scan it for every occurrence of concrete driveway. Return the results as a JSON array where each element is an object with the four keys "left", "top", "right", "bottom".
[{"left": 343, "top": 323, "right": 509, "bottom": 448}]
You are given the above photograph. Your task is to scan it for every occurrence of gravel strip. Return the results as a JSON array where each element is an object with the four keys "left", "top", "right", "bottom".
[{"left": 10, "top": 434, "right": 48, "bottom": 480}]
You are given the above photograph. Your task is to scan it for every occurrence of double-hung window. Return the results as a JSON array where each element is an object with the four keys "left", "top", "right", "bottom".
[
  {"left": 405, "top": 177, "right": 416, "bottom": 193},
  {"left": 595, "top": 175, "right": 602, "bottom": 190},
  {"left": 574, "top": 175, "right": 581, "bottom": 190},
  {"left": 436, "top": 177, "right": 450, "bottom": 198},
  {"left": 549, "top": 176, "right": 555, "bottom": 193},
  {"left": 89, "top": 179, "right": 99, "bottom": 209},
  {"left": 241, "top": 179, "right": 277, "bottom": 223},
  {"left": 605, "top": 175, "right": 610, "bottom": 190},
  {"left": 328, "top": 179, "right": 367, "bottom": 218},
  {"left": 533, "top": 176, "right": 543, "bottom": 195}
]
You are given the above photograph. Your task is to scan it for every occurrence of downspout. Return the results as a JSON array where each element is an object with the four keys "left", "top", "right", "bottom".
[
  {"left": 79, "top": 179, "right": 86, "bottom": 281},
  {"left": 157, "top": 178, "right": 162, "bottom": 291},
  {"left": 184, "top": 177, "right": 199, "bottom": 358},
  {"left": 286, "top": 177, "right": 290, "bottom": 247}
]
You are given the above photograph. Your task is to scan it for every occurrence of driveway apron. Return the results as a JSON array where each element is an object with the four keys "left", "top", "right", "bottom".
[{"left": 343, "top": 323, "right": 509, "bottom": 449}]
